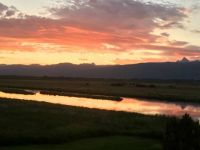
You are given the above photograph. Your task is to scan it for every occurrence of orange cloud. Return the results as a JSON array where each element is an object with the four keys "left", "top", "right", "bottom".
[{"left": 0, "top": 1, "right": 199, "bottom": 64}]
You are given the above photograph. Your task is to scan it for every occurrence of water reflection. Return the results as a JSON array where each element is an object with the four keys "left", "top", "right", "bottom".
[{"left": 0, "top": 91, "right": 200, "bottom": 119}]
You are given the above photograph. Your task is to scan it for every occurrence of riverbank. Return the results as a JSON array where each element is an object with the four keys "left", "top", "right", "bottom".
[
  {"left": 0, "top": 77, "right": 200, "bottom": 103},
  {"left": 1, "top": 136, "right": 162, "bottom": 150},
  {"left": 0, "top": 88, "right": 35, "bottom": 95},
  {"left": 0, "top": 98, "right": 166, "bottom": 147},
  {"left": 0, "top": 88, "right": 122, "bottom": 101},
  {"left": 40, "top": 90, "right": 122, "bottom": 101}
]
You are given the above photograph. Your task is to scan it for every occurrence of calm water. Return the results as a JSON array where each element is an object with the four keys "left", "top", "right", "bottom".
[{"left": 0, "top": 91, "right": 200, "bottom": 120}]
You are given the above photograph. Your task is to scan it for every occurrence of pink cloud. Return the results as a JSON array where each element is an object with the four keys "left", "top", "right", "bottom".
[{"left": 0, "top": 1, "right": 199, "bottom": 63}]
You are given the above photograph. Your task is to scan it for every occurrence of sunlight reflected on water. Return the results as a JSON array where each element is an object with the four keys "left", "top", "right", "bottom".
[{"left": 0, "top": 91, "right": 200, "bottom": 119}]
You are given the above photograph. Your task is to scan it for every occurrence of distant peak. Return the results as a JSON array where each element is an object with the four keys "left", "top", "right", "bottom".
[{"left": 178, "top": 57, "right": 190, "bottom": 63}]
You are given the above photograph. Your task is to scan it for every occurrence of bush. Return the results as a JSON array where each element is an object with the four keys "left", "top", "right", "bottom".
[
  {"left": 164, "top": 114, "right": 200, "bottom": 150},
  {"left": 110, "top": 83, "right": 125, "bottom": 87},
  {"left": 135, "top": 83, "right": 157, "bottom": 88}
]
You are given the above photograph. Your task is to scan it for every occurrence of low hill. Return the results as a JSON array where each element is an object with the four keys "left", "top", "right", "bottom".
[{"left": 0, "top": 61, "right": 200, "bottom": 79}]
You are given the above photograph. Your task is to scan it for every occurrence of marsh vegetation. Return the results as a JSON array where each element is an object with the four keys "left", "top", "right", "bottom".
[
  {"left": 0, "top": 77, "right": 200, "bottom": 149},
  {"left": 0, "top": 76, "right": 200, "bottom": 103}
]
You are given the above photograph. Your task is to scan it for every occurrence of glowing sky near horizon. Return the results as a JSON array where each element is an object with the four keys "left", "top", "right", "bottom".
[{"left": 0, "top": 0, "right": 200, "bottom": 65}]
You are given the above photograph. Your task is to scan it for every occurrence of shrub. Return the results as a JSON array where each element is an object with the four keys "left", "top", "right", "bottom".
[
  {"left": 164, "top": 114, "right": 200, "bottom": 150},
  {"left": 110, "top": 83, "right": 125, "bottom": 87}
]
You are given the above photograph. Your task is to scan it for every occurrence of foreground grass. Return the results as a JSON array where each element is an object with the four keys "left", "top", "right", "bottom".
[
  {"left": 0, "top": 77, "right": 200, "bottom": 103},
  {"left": 1, "top": 136, "right": 162, "bottom": 150},
  {"left": 0, "top": 98, "right": 166, "bottom": 147}
]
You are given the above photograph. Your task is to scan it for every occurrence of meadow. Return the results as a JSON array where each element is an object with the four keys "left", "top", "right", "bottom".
[
  {"left": 0, "top": 76, "right": 200, "bottom": 103},
  {"left": 1, "top": 136, "right": 162, "bottom": 150},
  {"left": 0, "top": 98, "right": 165, "bottom": 149},
  {"left": 0, "top": 76, "right": 200, "bottom": 149}
]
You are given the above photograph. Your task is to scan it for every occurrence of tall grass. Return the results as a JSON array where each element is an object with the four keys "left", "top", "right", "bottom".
[
  {"left": 0, "top": 77, "right": 200, "bottom": 103},
  {"left": 0, "top": 98, "right": 167, "bottom": 146}
]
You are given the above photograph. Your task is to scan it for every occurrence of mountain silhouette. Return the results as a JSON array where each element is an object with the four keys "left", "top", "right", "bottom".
[
  {"left": 177, "top": 57, "right": 190, "bottom": 63},
  {"left": 0, "top": 61, "right": 200, "bottom": 79}
]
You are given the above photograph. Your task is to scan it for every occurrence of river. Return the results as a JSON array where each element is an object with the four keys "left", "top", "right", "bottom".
[{"left": 0, "top": 91, "right": 200, "bottom": 120}]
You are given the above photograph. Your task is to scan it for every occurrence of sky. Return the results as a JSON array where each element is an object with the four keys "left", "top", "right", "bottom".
[{"left": 0, "top": 0, "right": 199, "bottom": 65}]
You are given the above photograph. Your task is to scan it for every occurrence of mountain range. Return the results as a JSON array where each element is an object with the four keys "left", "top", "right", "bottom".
[{"left": 0, "top": 58, "right": 200, "bottom": 80}]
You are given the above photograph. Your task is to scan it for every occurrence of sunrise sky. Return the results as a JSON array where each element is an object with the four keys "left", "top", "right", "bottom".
[{"left": 0, "top": 0, "right": 199, "bottom": 65}]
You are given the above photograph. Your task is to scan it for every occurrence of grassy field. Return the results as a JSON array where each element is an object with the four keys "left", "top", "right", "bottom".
[
  {"left": 0, "top": 98, "right": 166, "bottom": 149},
  {"left": 0, "top": 76, "right": 200, "bottom": 103},
  {"left": 1, "top": 136, "right": 162, "bottom": 150},
  {"left": 0, "top": 77, "right": 199, "bottom": 149}
]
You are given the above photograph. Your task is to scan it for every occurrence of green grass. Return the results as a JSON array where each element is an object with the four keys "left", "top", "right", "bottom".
[
  {"left": 0, "top": 98, "right": 167, "bottom": 146},
  {"left": 0, "top": 77, "right": 200, "bottom": 103},
  {"left": 0, "top": 77, "right": 198, "bottom": 149},
  {"left": 1, "top": 136, "right": 162, "bottom": 150}
]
